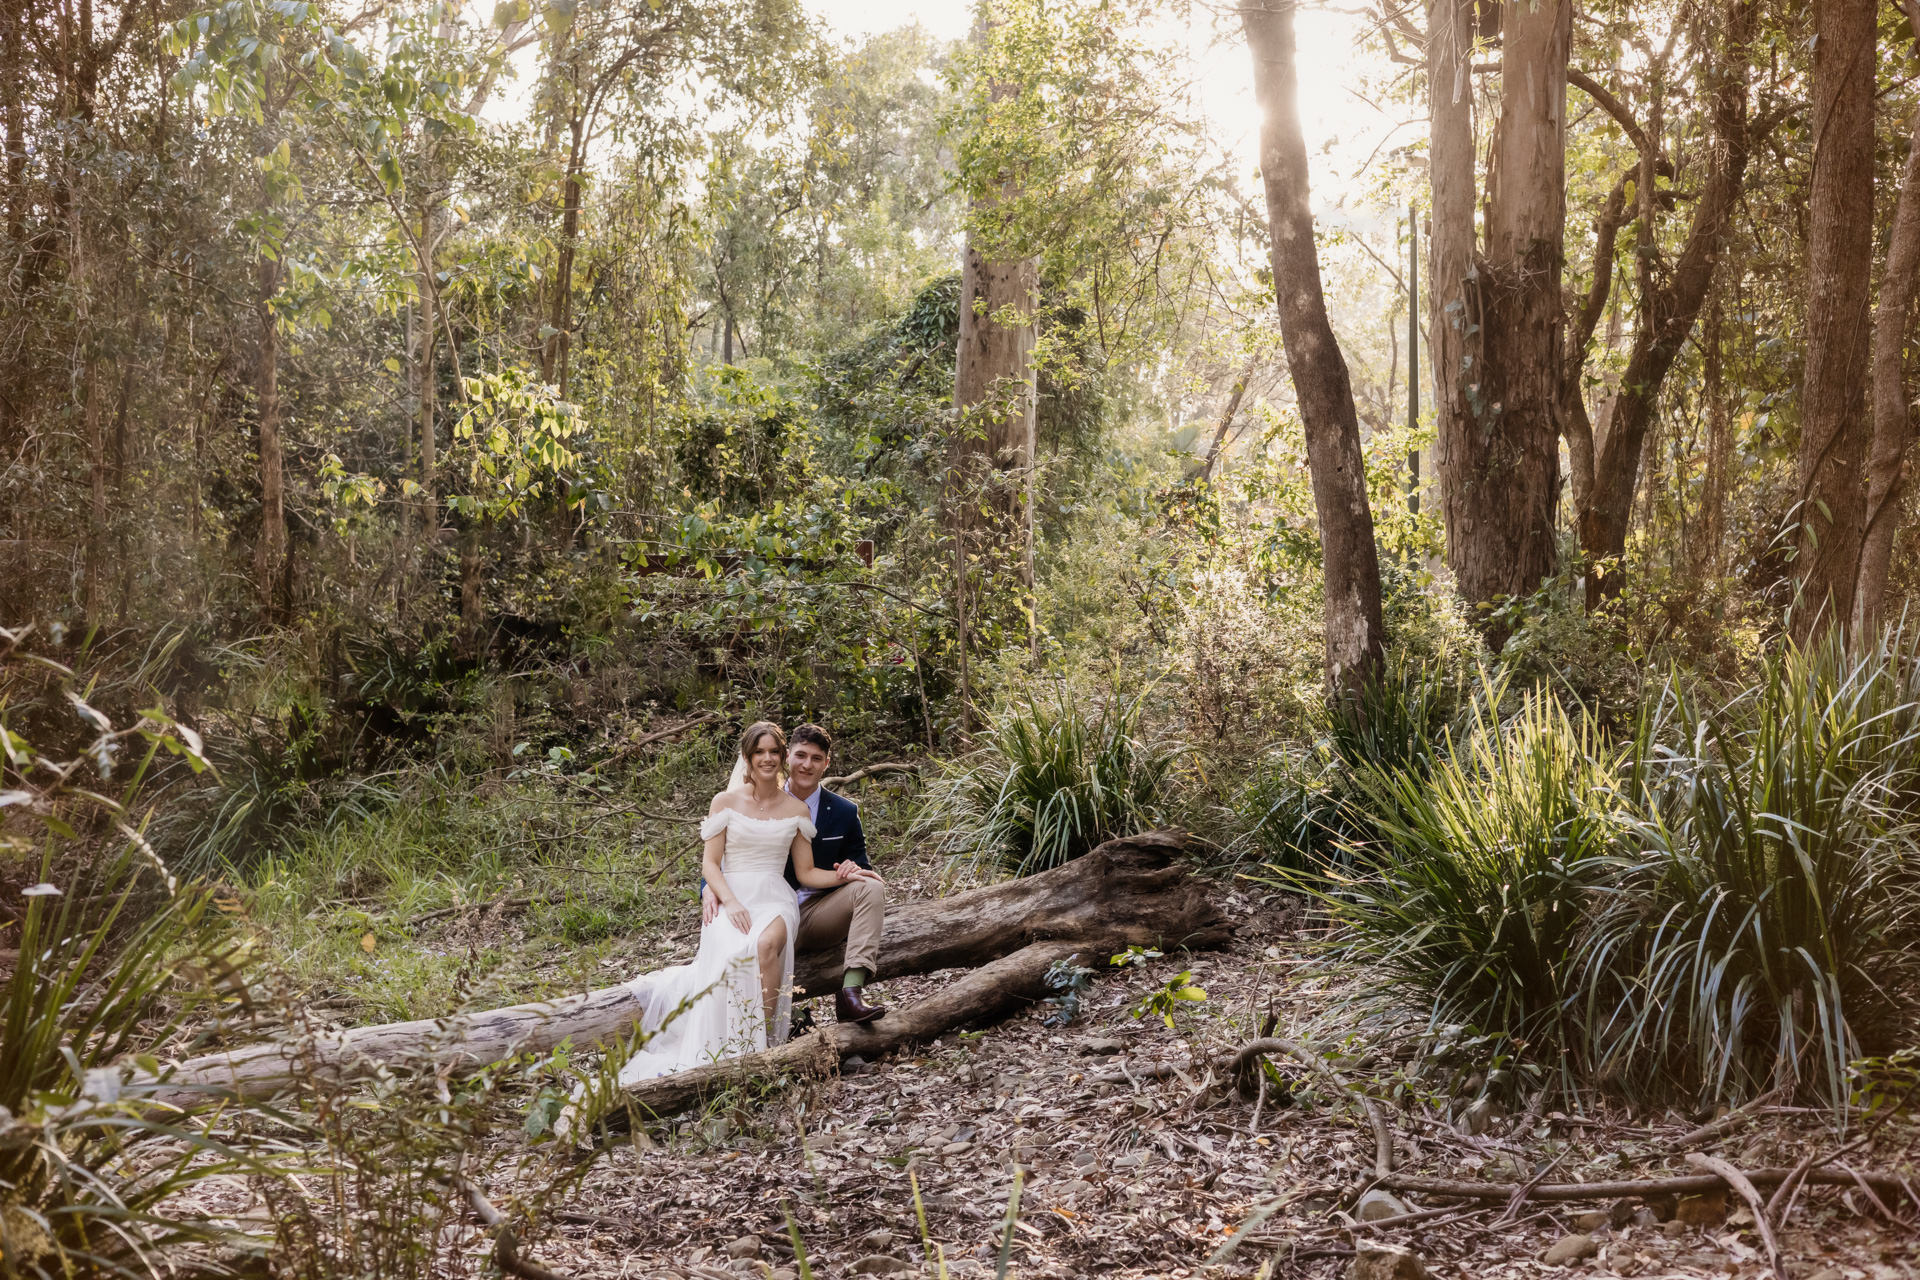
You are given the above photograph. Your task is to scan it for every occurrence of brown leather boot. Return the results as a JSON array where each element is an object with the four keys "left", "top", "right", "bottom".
[{"left": 835, "top": 986, "right": 886, "bottom": 1024}]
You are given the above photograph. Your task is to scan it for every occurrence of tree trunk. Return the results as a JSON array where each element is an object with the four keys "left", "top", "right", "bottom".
[
  {"left": 254, "top": 250, "right": 286, "bottom": 617},
  {"left": 1427, "top": 0, "right": 1570, "bottom": 648},
  {"left": 952, "top": 241, "right": 1038, "bottom": 535},
  {"left": 1186, "top": 364, "right": 1254, "bottom": 483},
  {"left": 1853, "top": 99, "right": 1920, "bottom": 638},
  {"left": 83, "top": 349, "right": 105, "bottom": 621},
  {"left": 413, "top": 200, "right": 439, "bottom": 538},
  {"left": 1243, "top": 0, "right": 1384, "bottom": 695},
  {"left": 150, "top": 832, "right": 1225, "bottom": 1105},
  {"left": 1793, "top": 0, "right": 1877, "bottom": 640},
  {"left": 1575, "top": 1, "right": 1756, "bottom": 604},
  {"left": 952, "top": 12, "right": 1038, "bottom": 557},
  {"left": 1462, "top": 0, "right": 1569, "bottom": 638},
  {"left": 541, "top": 111, "right": 586, "bottom": 394},
  {"left": 1698, "top": 288, "right": 1732, "bottom": 577}
]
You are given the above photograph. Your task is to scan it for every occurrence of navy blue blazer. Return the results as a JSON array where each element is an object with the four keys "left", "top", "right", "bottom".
[{"left": 786, "top": 787, "right": 870, "bottom": 891}]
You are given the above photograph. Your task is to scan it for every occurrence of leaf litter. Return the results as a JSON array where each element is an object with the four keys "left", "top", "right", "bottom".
[{"left": 486, "top": 884, "right": 1920, "bottom": 1280}]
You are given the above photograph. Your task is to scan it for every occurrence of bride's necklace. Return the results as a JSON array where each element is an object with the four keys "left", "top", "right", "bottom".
[{"left": 745, "top": 783, "right": 782, "bottom": 815}]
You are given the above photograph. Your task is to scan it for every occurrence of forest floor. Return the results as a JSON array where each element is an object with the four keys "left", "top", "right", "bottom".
[
  {"left": 461, "top": 873, "right": 1920, "bottom": 1280},
  {"left": 230, "top": 759, "right": 1919, "bottom": 1280}
]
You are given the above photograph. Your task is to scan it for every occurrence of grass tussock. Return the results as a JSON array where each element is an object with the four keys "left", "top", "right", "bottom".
[
  {"left": 914, "top": 690, "right": 1181, "bottom": 877},
  {"left": 1261, "top": 631, "right": 1920, "bottom": 1114}
]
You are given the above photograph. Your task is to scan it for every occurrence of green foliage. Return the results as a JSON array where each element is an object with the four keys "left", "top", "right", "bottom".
[
  {"left": 1268, "top": 628, "right": 1920, "bottom": 1114},
  {"left": 915, "top": 691, "right": 1180, "bottom": 876},
  {"left": 1039, "top": 955, "right": 1096, "bottom": 1027},
  {"left": 1272, "top": 693, "right": 1622, "bottom": 1089},
  {"left": 0, "top": 636, "right": 275, "bottom": 1275},
  {"left": 1578, "top": 634, "right": 1920, "bottom": 1108},
  {"left": 1128, "top": 969, "right": 1209, "bottom": 1030},
  {"left": 1232, "top": 648, "right": 1471, "bottom": 874},
  {"left": 448, "top": 368, "right": 594, "bottom": 522}
]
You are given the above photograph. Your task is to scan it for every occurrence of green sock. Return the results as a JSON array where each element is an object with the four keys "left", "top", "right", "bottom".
[{"left": 842, "top": 968, "right": 868, "bottom": 989}]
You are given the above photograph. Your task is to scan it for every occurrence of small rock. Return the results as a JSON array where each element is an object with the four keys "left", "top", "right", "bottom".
[
  {"left": 1070, "top": 1149, "right": 1098, "bottom": 1169},
  {"left": 842, "top": 1054, "right": 869, "bottom": 1076},
  {"left": 940, "top": 1141, "right": 972, "bottom": 1155},
  {"left": 1804, "top": 1270, "right": 1844, "bottom": 1280},
  {"left": 1111, "top": 1150, "right": 1148, "bottom": 1169},
  {"left": 1348, "top": 1242, "right": 1428, "bottom": 1280},
  {"left": 1675, "top": 1190, "right": 1727, "bottom": 1227},
  {"left": 1661, "top": 1219, "right": 1690, "bottom": 1238},
  {"left": 1354, "top": 1189, "right": 1411, "bottom": 1223},
  {"left": 1640, "top": 1193, "right": 1677, "bottom": 1222},
  {"left": 1573, "top": 1209, "right": 1612, "bottom": 1232},
  {"left": 1079, "top": 1036, "right": 1124, "bottom": 1055},
  {"left": 1630, "top": 1205, "right": 1659, "bottom": 1228},
  {"left": 850, "top": 1257, "right": 913, "bottom": 1276},
  {"left": 859, "top": 1230, "right": 896, "bottom": 1253},
  {"left": 688, "top": 1247, "right": 712, "bottom": 1265},
  {"left": 771, "top": 1272, "right": 797, "bottom": 1280},
  {"left": 702, "top": 1117, "right": 732, "bottom": 1144},
  {"left": 1544, "top": 1234, "right": 1599, "bottom": 1267},
  {"left": 725, "top": 1236, "right": 762, "bottom": 1261}
]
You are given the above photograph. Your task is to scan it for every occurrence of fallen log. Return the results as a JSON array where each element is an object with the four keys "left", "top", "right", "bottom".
[
  {"left": 153, "top": 831, "right": 1223, "bottom": 1105},
  {"left": 795, "top": 829, "right": 1220, "bottom": 996},
  {"left": 613, "top": 938, "right": 1093, "bottom": 1118},
  {"left": 1378, "top": 1167, "right": 1915, "bottom": 1205}
]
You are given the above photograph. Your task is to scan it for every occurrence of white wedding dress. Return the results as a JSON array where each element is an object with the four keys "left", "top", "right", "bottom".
[{"left": 615, "top": 809, "right": 811, "bottom": 1085}]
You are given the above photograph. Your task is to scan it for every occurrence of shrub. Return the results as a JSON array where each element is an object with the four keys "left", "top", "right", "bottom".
[
  {"left": 1232, "top": 649, "right": 1473, "bottom": 875},
  {"left": 1579, "top": 635, "right": 1920, "bottom": 1108},
  {"left": 1255, "top": 691, "right": 1625, "bottom": 1099},
  {"left": 915, "top": 690, "right": 1181, "bottom": 875},
  {"left": 1, "top": 640, "right": 279, "bottom": 1274}
]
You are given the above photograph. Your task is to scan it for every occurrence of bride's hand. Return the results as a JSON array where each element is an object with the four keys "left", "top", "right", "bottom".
[
  {"left": 702, "top": 885, "right": 720, "bottom": 925},
  {"left": 725, "top": 901, "right": 752, "bottom": 934}
]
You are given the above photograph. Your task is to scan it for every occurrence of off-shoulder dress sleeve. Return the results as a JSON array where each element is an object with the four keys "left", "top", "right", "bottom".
[
  {"left": 795, "top": 817, "right": 817, "bottom": 841},
  {"left": 699, "top": 810, "right": 731, "bottom": 841}
]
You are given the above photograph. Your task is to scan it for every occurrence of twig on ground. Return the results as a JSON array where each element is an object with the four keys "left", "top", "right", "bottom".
[
  {"left": 1686, "top": 1152, "right": 1785, "bottom": 1280},
  {"left": 1350, "top": 1203, "right": 1491, "bottom": 1233},
  {"left": 1495, "top": 1152, "right": 1566, "bottom": 1227},
  {"left": 1840, "top": 1163, "right": 1909, "bottom": 1225},
  {"left": 1231, "top": 1038, "right": 1394, "bottom": 1179},
  {"left": 1766, "top": 1132, "right": 1870, "bottom": 1221},
  {"left": 451, "top": 1175, "right": 570, "bottom": 1280},
  {"left": 1667, "top": 1084, "right": 1793, "bottom": 1150},
  {"left": 412, "top": 895, "right": 537, "bottom": 927},
  {"left": 1380, "top": 1166, "right": 1914, "bottom": 1204}
]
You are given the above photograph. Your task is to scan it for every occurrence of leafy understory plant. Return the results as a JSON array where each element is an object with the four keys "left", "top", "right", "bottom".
[
  {"left": 1268, "top": 690, "right": 1625, "bottom": 1095},
  {"left": 1129, "top": 970, "right": 1209, "bottom": 1030},
  {"left": 1580, "top": 636, "right": 1920, "bottom": 1110},
  {"left": 915, "top": 690, "right": 1181, "bottom": 877}
]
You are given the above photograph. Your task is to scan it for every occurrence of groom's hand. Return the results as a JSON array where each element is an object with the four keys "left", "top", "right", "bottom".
[{"left": 701, "top": 885, "right": 720, "bottom": 925}]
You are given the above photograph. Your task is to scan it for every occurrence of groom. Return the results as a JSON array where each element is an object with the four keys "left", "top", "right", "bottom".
[{"left": 703, "top": 722, "right": 887, "bottom": 1024}]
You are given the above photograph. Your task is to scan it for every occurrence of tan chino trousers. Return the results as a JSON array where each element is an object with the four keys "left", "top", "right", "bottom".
[{"left": 795, "top": 877, "right": 884, "bottom": 976}]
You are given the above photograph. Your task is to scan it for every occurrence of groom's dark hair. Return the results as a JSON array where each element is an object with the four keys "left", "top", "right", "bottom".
[{"left": 790, "top": 723, "right": 832, "bottom": 756}]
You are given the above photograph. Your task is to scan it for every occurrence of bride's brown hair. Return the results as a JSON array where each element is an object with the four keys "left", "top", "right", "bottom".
[{"left": 738, "top": 720, "right": 788, "bottom": 765}]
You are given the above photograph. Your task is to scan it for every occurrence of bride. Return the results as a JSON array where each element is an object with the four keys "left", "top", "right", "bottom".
[{"left": 614, "top": 720, "right": 880, "bottom": 1085}]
